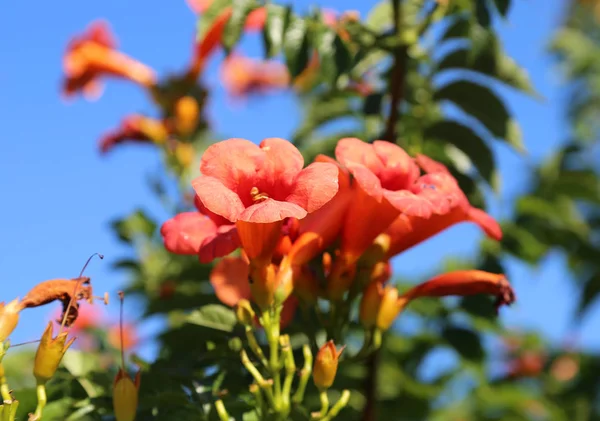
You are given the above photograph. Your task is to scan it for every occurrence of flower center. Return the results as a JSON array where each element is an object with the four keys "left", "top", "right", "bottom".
[{"left": 250, "top": 186, "right": 269, "bottom": 203}]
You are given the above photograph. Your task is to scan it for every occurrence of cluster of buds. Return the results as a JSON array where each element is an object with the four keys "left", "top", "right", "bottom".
[
  {"left": 0, "top": 254, "right": 141, "bottom": 421},
  {"left": 159, "top": 136, "right": 515, "bottom": 418}
]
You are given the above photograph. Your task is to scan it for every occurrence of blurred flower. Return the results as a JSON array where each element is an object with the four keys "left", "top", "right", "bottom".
[
  {"left": 99, "top": 114, "right": 169, "bottom": 154},
  {"left": 51, "top": 303, "right": 102, "bottom": 332},
  {"left": 0, "top": 299, "right": 21, "bottom": 342},
  {"left": 192, "top": 138, "right": 339, "bottom": 264},
  {"left": 34, "top": 322, "right": 76, "bottom": 383},
  {"left": 313, "top": 340, "right": 344, "bottom": 390},
  {"left": 550, "top": 354, "right": 579, "bottom": 382},
  {"left": 507, "top": 350, "right": 546, "bottom": 379},
  {"left": 189, "top": 6, "right": 266, "bottom": 78},
  {"left": 173, "top": 96, "right": 200, "bottom": 136},
  {"left": 220, "top": 54, "right": 290, "bottom": 97},
  {"left": 293, "top": 52, "right": 320, "bottom": 92},
  {"left": 108, "top": 322, "right": 139, "bottom": 352},
  {"left": 62, "top": 20, "right": 156, "bottom": 100}
]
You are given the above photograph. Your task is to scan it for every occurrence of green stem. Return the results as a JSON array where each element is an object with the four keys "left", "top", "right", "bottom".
[
  {"left": 34, "top": 383, "right": 47, "bottom": 420},
  {"left": 266, "top": 305, "right": 282, "bottom": 410},
  {"left": 312, "top": 391, "right": 329, "bottom": 419},
  {"left": 0, "top": 384, "right": 10, "bottom": 403},
  {"left": 246, "top": 327, "right": 269, "bottom": 368},
  {"left": 7, "top": 401, "right": 17, "bottom": 421},
  {"left": 214, "top": 399, "right": 230, "bottom": 421},
  {"left": 292, "top": 344, "right": 313, "bottom": 405},
  {"left": 322, "top": 390, "right": 351, "bottom": 421},
  {"left": 250, "top": 383, "right": 264, "bottom": 417},
  {"left": 280, "top": 335, "right": 296, "bottom": 411},
  {"left": 241, "top": 350, "right": 266, "bottom": 385}
]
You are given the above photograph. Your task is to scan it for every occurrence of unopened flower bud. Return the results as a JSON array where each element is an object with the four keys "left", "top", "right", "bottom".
[
  {"left": 359, "top": 282, "right": 406, "bottom": 331},
  {"left": 235, "top": 299, "right": 255, "bottom": 326},
  {"left": 313, "top": 340, "right": 344, "bottom": 390},
  {"left": 0, "top": 299, "right": 21, "bottom": 342},
  {"left": 33, "top": 322, "right": 75, "bottom": 384},
  {"left": 113, "top": 369, "right": 140, "bottom": 421},
  {"left": 174, "top": 96, "right": 200, "bottom": 136}
]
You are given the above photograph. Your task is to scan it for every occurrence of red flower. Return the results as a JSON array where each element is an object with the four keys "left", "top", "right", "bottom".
[
  {"left": 402, "top": 270, "right": 516, "bottom": 312},
  {"left": 192, "top": 138, "right": 339, "bottom": 264},
  {"left": 220, "top": 54, "right": 290, "bottom": 97},
  {"left": 383, "top": 155, "right": 502, "bottom": 258},
  {"left": 189, "top": 6, "right": 266, "bottom": 78},
  {"left": 160, "top": 208, "right": 240, "bottom": 263},
  {"left": 333, "top": 138, "right": 457, "bottom": 267},
  {"left": 63, "top": 20, "right": 156, "bottom": 100},
  {"left": 108, "top": 322, "right": 139, "bottom": 351},
  {"left": 99, "top": 114, "right": 169, "bottom": 154}
]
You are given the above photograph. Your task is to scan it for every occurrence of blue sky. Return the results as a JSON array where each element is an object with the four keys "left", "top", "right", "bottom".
[{"left": 2, "top": 0, "right": 598, "bottom": 358}]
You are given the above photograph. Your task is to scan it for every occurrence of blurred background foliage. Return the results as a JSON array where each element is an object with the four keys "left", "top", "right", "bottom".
[{"left": 3, "top": 0, "right": 600, "bottom": 420}]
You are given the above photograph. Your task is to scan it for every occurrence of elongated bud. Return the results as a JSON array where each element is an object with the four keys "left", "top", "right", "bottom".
[
  {"left": 174, "top": 96, "right": 200, "bottom": 136},
  {"left": 33, "top": 322, "right": 75, "bottom": 383},
  {"left": 359, "top": 282, "right": 406, "bottom": 331},
  {"left": 0, "top": 299, "right": 22, "bottom": 342},
  {"left": 235, "top": 299, "right": 255, "bottom": 326},
  {"left": 402, "top": 270, "right": 515, "bottom": 312},
  {"left": 248, "top": 262, "right": 278, "bottom": 310},
  {"left": 313, "top": 340, "right": 344, "bottom": 390},
  {"left": 113, "top": 291, "right": 140, "bottom": 421}
]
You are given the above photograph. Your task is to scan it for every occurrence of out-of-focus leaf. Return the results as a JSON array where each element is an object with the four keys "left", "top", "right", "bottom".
[
  {"left": 263, "top": 4, "right": 288, "bottom": 57},
  {"left": 442, "top": 326, "right": 485, "bottom": 362},
  {"left": 579, "top": 272, "right": 600, "bottom": 316},
  {"left": 366, "top": 1, "right": 393, "bottom": 31},
  {"left": 111, "top": 209, "right": 157, "bottom": 244},
  {"left": 293, "top": 95, "right": 356, "bottom": 144},
  {"left": 284, "top": 15, "right": 310, "bottom": 78},
  {"left": 434, "top": 80, "right": 525, "bottom": 151},
  {"left": 197, "top": 0, "right": 232, "bottom": 41},
  {"left": 440, "top": 16, "right": 471, "bottom": 41},
  {"left": 493, "top": 0, "right": 511, "bottom": 16},
  {"left": 222, "top": 0, "right": 256, "bottom": 52},
  {"left": 475, "top": 0, "right": 491, "bottom": 27},
  {"left": 317, "top": 29, "right": 352, "bottom": 85},
  {"left": 424, "top": 120, "right": 496, "bottom": 186},
  {"left": 178, "top": 304, "right": 237, "bottom": 332},
  {"left": 501, "top": 223, "right": 549, "bottom": 263}
]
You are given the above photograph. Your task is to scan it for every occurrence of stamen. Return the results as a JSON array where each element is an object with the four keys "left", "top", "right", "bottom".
[{"left": 250, "top": 186, "right": 269, "bottom": 203}]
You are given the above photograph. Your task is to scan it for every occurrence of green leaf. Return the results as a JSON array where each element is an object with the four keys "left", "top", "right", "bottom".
[
  {"left": 424, "top": 120, "right": 496, "bottom": 186},
  {"left": 366, "top": 1, "right": 393, "bottom": 31},
  {"left": 111, "top": 209, "right": 157, "bottom": 243},
  {"left": 436, "top": 35, "right": 537, "bottom": 95},
  {"left": 493, "top": 0, "right": 511, "bottom": 16},
  {"left": 579, "top": 272, "right": 600, "bottom": 315},
  {"left": 434, "top": 80, "right": 525, "bottom": 151},
  {"left": 316, "top": 28, "right": 352, "bottom": 85},
  {"left": 197, "top": 0, "right": 231, "bottom": 41},
  {"left": 182, "top": 304, "right": 237, "bottom": 332},
  {"left": 442, "top": 326, "right": 484, "bottom": 362},
  {"left": 222, "top": 0, "right": 256, "bottom": 52},
  {"left": 440, "top": 16, "right": 471, "bottom": 41},
  {"left": 262, "top": 4, "right": 287, "bottom": 57},
  {"left": 363, "top": 93, "right": 384, "bottom": 115},
  {"left": 284, "top": 15, "right": 310, "bottom": 78},
  {"left": 475, "top": 0, "right": 491, "bottom": 27},
  {"left": 293, "top": 95, "right": 355, "bottom": 144}
]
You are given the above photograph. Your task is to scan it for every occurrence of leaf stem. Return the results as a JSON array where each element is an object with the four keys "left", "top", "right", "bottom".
[{"left": 292, "top": 344, "right": 313, "bottom": 405}]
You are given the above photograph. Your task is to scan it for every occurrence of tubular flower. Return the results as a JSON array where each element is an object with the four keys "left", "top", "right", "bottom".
[
  {"left": 21, "top": 277, "right": 94, "bottom": 328},
  {"left": 113, "top": 369, "right": 140, "bottom": 421},
  {"left": 359, "top": 282, "right": 406, "bottom": 331},
  {"left": 313, "top": 340, "right": 345, "bottom": 390},
  {"left": 220, "top": 54, "right": 290, "bottom": 97},
  {"left": 382, "top": 155, "right": 502, "bottom": 258},
  {"left": 62, "top": 20, "right": 156, "bottom": 100},
  {"left": 192, "top": 138, "right": 339, "bottom": 265},
  {"left": 33, "top": 322, "right": 76, "bottom": 384},
  {"left": 401, "top": 270, "right": 516, "bottom": 312},
  {"left": 99, "top": 114, "right": 169, "bottom": 154},
  {"left": 0, "top": 299, "right": 21, "bottom": 342},
  {"left": 189, "top": 5, "right": 266, "bottom": 78}
]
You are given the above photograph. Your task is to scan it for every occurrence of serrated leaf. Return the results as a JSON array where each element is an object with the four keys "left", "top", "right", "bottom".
[
  {"left": 424, "top": 120, "right": 496, "bottom": 187},
  {"left": 222, "top": 0, "right": 255, "bottom": 52},
  {"left": 262, "top": 4, "right": 287, "bottom": 57},
  {"left": 436, "top": 35, "right": 537, "bottom": 96},
  {"left": 197, "top": 0, "right": 232, "bottom": 41},
  {"left": 434, "top": 80, "right": 524, "bottom": 151},
  {"left": 284, "top": 15, "right": 311, "bottom": 78},
  {"left": 183, "top": 304, "right": 237, "bottom": 332}
]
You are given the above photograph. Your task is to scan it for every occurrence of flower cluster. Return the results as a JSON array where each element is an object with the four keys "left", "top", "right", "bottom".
[{"left": 162, "top": 136, "right": 513, "bottom": 337}]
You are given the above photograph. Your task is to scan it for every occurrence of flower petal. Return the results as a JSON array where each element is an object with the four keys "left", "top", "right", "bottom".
[
  {"left": 210, "top": 257, "right": 252, "bottom": 307},
  {"left": 286, "top": 162, "right": 339, "bottom": 213},
  {"left": 372, "top": 141, "right": 420, "bottom": 190},
  {"left": 335, "top": 137, "right": 383, "bottom": 173},
  {"left": 192, "top": 175, "right": 245, "bottom": 222},
  {"left": 194, "top": 194, "right": 231, "bottom": 226},
  {"left": 199, "top": 225, "right": 241, "bottom": 263},
  {"left": 415, "top": 154, "right": 451, "bottom": 175},
  {"left": 258, "top": 138, "right": 304, "bottom": 196},
  {"left": 161, "top": 212, "right": 217, "bottom": 255},
  {"left": 238, "top": 199, "right": 307, "bottom": 223},
  {"left": 383, "top": 190, "right": 433, "bottom": 218},
  {"left": 467, "top": 207, "right": 502, "bottom": 240}
]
